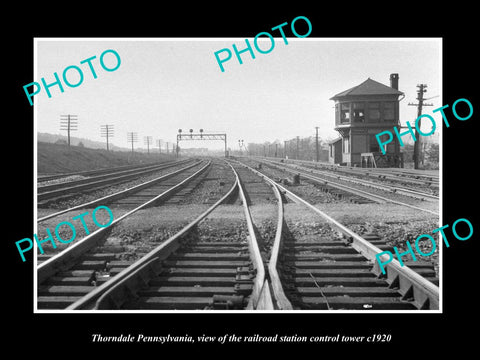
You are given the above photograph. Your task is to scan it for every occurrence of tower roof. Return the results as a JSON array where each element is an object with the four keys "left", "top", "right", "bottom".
[{"left": 330, "top": 78, "right": 404, "bottom": 100}]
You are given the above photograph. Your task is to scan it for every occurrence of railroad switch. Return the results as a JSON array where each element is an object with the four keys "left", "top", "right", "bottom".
[{"left": 211, "top": 295, "right": 245, "bottom": 310}]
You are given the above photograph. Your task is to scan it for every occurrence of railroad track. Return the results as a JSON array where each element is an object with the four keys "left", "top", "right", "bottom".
[
  {"left": 37, "top": 159, "right": 193, "bottom": 205},
  {"left": 37, "top": 161, "right": 178, "bottom": 183},
  {"left": 264, "top": 158, "right": 439, "bottom": 201},
  {"left": 243, "top": 158, "right": 438, "bottom": 215},
  {"left": 37, "top": 159, "right": 236, "bottom": 309},
  {"left": 62, "top": 161, "right": 269, "bottom": 311},
  {"left": 38, "top": 160, "right": 205, "bottom": 223},
  {"left": 233, "top": 160, "right": 439, "bottom": 310},
  {"left": 345, "top": 166, "right": 440, "bottom": 186},
  {"left": 261, "top": 157, "right": 439, "bottom": 189},
  {"left": 54, "top": 158, "right": 439, "bottom": 311}
]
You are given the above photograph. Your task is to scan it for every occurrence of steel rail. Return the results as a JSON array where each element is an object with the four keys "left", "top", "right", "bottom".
[
  {"left": 269, "top": 160, "right": 439, "bottom": 201},
  {"left": 257, "top": 158, "right": 439, "bottom": 215},
  {"left": 235, "top": 160, "right": 439, "bottom": 310},
  {"left": 37, "top": 161, "right": 211, "bottom": 285},
  {"left": 37, "top": 159, "right": 193, "bottom": 201},
  {"left": 331, "top": 167, "right": 439, "bottom": 186},
  {"left": 258, "top": 156, "right": 439, "bottom": 185},
  {"left": 293, "top": 161, "right": 439, "bottom": 199},
  {"left": 231, "top": 162, "right": 271, "bottom": 310},
  {"left": 38, "top": 160, "right": 190, "bottom": 192},
  {"left": 37, "top": 160, "right": 181, "bottom": 183},
  {"left": 67, "top": 161, "right": 268, "bottom": 311},
  {"left": 231, "top": 160, "right": 293, "bottom": 310},
  {"left": 278, "top": 181, "right": 439, "bottom": 310},
  {"left": 38, "top": 160, "right": 202, "bottom": 222},
  {"left": 348, "top": 166, "right": 440, "bottom": 182}
]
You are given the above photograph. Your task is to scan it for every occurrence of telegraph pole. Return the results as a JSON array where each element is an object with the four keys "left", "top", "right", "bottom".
[
  {"left": 296, "top": 136, "right": 299, "bottom": 160},
  {"left": 408, "top": 84, "right": 433, "bottom": 169},
  {"left": 144, "top": 136, "right": 152, "bottom": 154},
  {"left": 127, "top": 132, "right": 138, "bottom": 154},
  {"left": 315, "top": 126, "right": 319, "bottom": 162},
  {"left": 60, "top": 114, "right": 78, "bottom": 146},
  {"left": 100, "top": 124, "right": 114, "bottom": 151}
]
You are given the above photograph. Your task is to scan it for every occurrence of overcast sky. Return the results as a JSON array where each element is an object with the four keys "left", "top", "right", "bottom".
[{"left": 35, "top": 38, "right": 441, "bottom": 150}]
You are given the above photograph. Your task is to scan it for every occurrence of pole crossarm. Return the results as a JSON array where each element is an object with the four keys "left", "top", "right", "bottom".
[{"left": 60, "top": 114, "right": 78, "bottom": 146}]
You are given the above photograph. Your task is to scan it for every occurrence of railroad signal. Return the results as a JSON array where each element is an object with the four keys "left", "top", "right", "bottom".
[
  {"left": 238, "top": 139, "right": 243, "bottom": 155},
  {"left": 176, "top": 130, "right": 228, "bottom": 157},
  {"left": 100, "top": 124, "right": 114, "bottom": 151},
  {"left": 127, "top": 132, "right": 138, "bottom": 154},
  {"left": 60, "top": 114, "right": 78, "bottom": 146}
]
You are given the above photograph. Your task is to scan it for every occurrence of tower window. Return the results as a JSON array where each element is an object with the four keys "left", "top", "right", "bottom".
[
  {"left": 340, "top": 103, "right": 350, "bottom": 123},
  {"left": 384, "top": 102, "right": 395, "bottom": 121},
  {"left": 353, "top": 103, "right": 365, "bottom": 122},
  {"left": 368, "top": 102, "right": 380, "bottom": 122}
]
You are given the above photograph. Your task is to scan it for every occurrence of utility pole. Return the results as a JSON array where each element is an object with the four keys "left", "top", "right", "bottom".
[
  {"left": 60, "top": 114, "right": 78, "bottom": 146},
  {"left": 284, "top": 140, "right": 287, "bottom": 158},
  {"left": 156, "top": 139, "right": 162, "bottom": 154},
  {"left": 408, "top": 84, "right": 433, "bottom": 169},
  {"left": 127, "top": 132, "right": 138, "bottom": 154},
  {"left": 296, "top": 136, "right": 299, "bottom": 160},
  {"left": 315, "top": 126, "right": 319, "bottom": 162},
  {"left": 144, "top": 136, "right": 152, "bottom": 154},
  {"left": 100, "top": 124, "right": 114, "bottom": 151}
]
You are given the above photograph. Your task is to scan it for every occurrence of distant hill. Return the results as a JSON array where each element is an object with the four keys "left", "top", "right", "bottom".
[
  {"left": 37, "top": 132, "right": 129, "bottom": 151},
  {"left": 37, "top": 141, "right": 176, "bottom": 174}
]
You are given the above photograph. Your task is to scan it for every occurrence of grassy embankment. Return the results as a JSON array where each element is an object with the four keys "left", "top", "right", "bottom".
[{"left": 37, "top": 142, "right": 176, "bottom": 174}]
